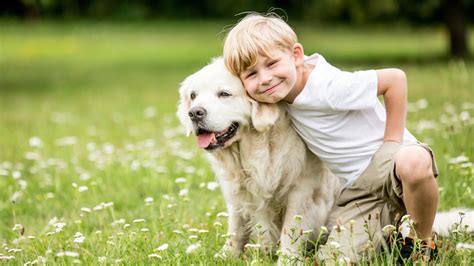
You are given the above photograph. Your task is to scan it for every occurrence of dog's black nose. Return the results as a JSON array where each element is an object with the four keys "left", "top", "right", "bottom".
[{"left": 188, "top": 106, "right": 207, "bottom": 122}]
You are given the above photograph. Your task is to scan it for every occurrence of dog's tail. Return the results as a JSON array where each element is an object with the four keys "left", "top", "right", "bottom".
[{"left": 432, "top": 208, "right": 474, "bottom": 237}]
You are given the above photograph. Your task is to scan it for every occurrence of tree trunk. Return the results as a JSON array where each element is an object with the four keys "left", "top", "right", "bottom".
[{"left": 441, "top": 0, "right": 470, "bottom": 59}]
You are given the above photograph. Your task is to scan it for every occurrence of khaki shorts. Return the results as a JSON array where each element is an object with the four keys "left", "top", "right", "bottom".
[{"left": 319, "top": 141, "right": 438, "bottom": 262}]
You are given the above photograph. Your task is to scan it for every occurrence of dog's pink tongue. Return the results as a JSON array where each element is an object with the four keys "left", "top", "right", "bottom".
[{"left": 197, "top": 133, "right": 215, "bottom": 148}]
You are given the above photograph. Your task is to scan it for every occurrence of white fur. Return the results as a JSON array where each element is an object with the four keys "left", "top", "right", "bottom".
[
  {"left": 177, "top": 58, "right": 340, "bottom": 260},
  {"left": 433, "top": 209, "right": 474, "bottom": 236}
]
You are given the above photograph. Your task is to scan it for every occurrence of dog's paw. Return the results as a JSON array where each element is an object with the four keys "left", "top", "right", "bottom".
[{"left": 217, "top": 242, "right": 242, "bottom": 259}]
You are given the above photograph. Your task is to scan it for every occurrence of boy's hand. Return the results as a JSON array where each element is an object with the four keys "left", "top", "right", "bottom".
[{"left": 376, "top": 69, "right": 407, "bottom": 144}]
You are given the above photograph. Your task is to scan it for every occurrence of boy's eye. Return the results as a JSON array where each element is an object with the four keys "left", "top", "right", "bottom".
[
  {"left": 245, "top": 71, "right": 256, "bottom": 79},
  {"left": 190, "top": 91, "right": 196, "bottom": 100},
  {"left": 268, "top": 60, "right": 277, "bottom": 66}
]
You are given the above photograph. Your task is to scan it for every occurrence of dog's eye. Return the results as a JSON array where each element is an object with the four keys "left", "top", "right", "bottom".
[
  {"left": 190, "top": 91, "right": 196, "bottom": 100},
  {"left": 218, "top": 91, "right": 231, "bottom": 98}
]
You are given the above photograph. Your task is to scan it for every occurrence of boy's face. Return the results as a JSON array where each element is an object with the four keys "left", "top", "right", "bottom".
[{"left": 239, "top": 47, "right": 299, "bottom": 104}]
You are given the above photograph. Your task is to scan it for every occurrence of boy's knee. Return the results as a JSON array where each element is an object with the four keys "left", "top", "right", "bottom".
[{"left": 394, "top": 146, "right": 434, "bottom": 185}]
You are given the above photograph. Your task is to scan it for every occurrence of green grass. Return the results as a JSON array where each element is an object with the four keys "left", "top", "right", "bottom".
[{"left": 0, "top": 20, "right": 473, "bottom": 264}]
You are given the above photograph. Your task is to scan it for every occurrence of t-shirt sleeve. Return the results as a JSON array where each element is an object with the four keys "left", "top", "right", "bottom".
[{"left": 321, "top": 69, "right": 378, "bottom": 111}]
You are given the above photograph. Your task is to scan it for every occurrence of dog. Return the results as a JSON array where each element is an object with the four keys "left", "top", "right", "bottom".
[{"left": 177, "top": 58, "right": 340, "bottom": 260}]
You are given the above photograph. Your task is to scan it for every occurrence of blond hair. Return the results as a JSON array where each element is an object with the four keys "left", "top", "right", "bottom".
[{"left": 223, "top": 13, "right": 297, "bottom": 75}]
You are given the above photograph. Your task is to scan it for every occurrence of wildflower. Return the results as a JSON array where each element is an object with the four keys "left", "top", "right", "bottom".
[
  {"left": 156, "top": 243, "right": 169, "bottom": 251},
  {"left": 217, "top": 212, "right": 229, "bottom": 218},
  {"left": 213, "top": 222, "right": 223, "bottom": 227},
  {"left": 140, "top": 228, "right": 149, "bottom": 232},
  {"left": 132, "top": 219, "right": 145, "bottom": 223},
  {"left": 448, "top": 155, "right": 469, "bottom": 164},
  {"left": 111, "top": 218, "right": 126, "bottom": 225},
  {"left": 98, "top": 257, "right": 106, "bottom": 263},
  {"left": 29, "top": 137, "right": 43, "bottom": 148},
  {"left": 329, "top": 241, "right": 341, "bottom": 249},
  {"left": 80, "top": 207, "right": 91, "bottom": 213},
  {"left": 56, "top": 251, "right": 79, "bottom": 257},
  {"left": 293, "top": 215, "right": 303, "bottom": 223},
  {"left": 144, "top": 197, "right": 154, "bottom": 205},
  {"left": 55, "top": 136, "right": 77, "bottom": 146},
  {"left": 73, "top": 232, "right": 85, "bottom": 244},
  {"left": 207, "top": 182, "right": 219, "bottom": 190},
  {"left": 179, "top": 189, "right": 189, "bottom": 197},
  {"left": 25, "top": 152, "right": 41, "bottom": 160},
  {"left": 173, "top": 230, "right": 183, "bottom": 235},
  {"left": 244, "top": 243, "right": 261, "bottom": 249},
  {"left": 338, "top": 256, "right": 351, "bottom": 264},
  {"left": 416, "top": 99, "right": 428, "bottom": 109},
  {"left": 188, "top": 235, "right": 198, "bottom": 240},
  {"left": 10, "top": 191, "right": 22, "bottom": 202},
  {"left": 0, "top": 255, "right": 15, "bottom": 260},
  {"left": 320, "top": 226, "right": 328, "bottom": 234},
  {"left": 12, "top": 224, "right": 24, "bottom": 233},
  {"left": 78, "top": 186, "right": 88, "bottom": 192},
  {"left": 198, "top": 230, "right": 209, "bottom": 234},
  {"left": 186, "top": 243, "right": 201, "bottom": 254},
  {"left": 456, "top": 243, "right": 474, "bottom": 250},
  {"left": 382, "top": 224, "right": 397, "bottom": 235},
  {"left": 148, "top": 253, "right": 162, "bottom": 259},
  {"left": 144, "top": 106, "right": 157, "bottom": 118},
  {"left": 175, "top": 177, "right": 187, "bottom": 183}
]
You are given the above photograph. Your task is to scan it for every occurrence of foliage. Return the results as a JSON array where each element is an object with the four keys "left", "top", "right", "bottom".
[{"left": 0, "top": 0, "right": 473, "bottom": 24}]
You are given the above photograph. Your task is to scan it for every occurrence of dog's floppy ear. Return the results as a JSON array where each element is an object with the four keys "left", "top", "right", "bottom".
[
  {"left": 249, "top": 97, "right": 280, "bottom": 132},
  {"left": 176, "top": 79, "right": 194, "bottom": 136}
]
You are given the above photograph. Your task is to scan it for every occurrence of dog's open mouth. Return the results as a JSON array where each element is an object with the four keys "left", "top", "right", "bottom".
[{"left": 196, "top": 122, "right": 239, "bottom": 150}]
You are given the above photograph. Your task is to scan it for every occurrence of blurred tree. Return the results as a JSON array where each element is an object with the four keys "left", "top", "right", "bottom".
[{"left": 441, "top": 0, "right": 469, "bottom": 58}]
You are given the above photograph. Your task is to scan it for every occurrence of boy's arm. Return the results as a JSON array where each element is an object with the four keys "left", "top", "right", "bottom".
[{"left": 376, "top": 69, "right": 407, "bottom": 144}]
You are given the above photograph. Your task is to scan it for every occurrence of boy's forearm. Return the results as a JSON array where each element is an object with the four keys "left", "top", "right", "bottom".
[
  {"left": 377, "top": 69, "right": 407, "bottom": 144},
  {"left": 384, "top": 85, "right": 406, "bottom": 143}
]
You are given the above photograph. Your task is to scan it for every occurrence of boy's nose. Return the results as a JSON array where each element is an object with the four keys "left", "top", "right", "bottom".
[{"left": 259, "top": 72, "right": 272, "bottom": 85}]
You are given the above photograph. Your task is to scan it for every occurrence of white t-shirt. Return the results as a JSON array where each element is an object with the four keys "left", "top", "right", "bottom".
[{"left": 286, "top": 54, "right": 417, "bottom": 187}]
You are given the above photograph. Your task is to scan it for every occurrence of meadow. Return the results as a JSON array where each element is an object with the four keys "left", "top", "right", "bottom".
[{"left": 0, "top": 20, "right": 473, "bottom": 265}]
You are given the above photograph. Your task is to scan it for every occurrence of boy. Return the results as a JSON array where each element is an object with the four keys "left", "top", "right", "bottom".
[{"left": 223, "top": 13, "right": 439, "bottom": 263}]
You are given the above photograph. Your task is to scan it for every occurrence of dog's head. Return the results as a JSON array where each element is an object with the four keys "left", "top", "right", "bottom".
[{"left": 177, "top": 58, "right": 280, "bottom": 151}]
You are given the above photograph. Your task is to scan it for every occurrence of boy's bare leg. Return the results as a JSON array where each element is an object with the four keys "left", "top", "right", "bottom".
[{"left": 394, "top": 145, "right": 438, "bottom": 240}]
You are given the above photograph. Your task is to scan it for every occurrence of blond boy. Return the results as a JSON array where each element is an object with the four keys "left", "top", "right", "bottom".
[{"left": 223, "top": 13, "right": 439, "bottom": 263}]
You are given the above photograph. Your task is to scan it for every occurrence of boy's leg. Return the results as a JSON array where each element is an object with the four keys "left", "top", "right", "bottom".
[
  {"left": 318, "top": 141, "right": 404, "bottom": 263},
  {"left": 394, "top": 145, "right": 439, "bottom": 240}
]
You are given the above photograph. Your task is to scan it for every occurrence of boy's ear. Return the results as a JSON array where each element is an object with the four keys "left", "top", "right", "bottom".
[
  {"left": 292, "top": 43, "right": 305, "bottom": 64},
  {"left": 249, "top": 97, "right": 280, "bottom": 132}
]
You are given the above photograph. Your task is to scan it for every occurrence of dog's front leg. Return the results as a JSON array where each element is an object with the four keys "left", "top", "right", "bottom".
[
  {"left": 279, "top": 185, "right": 330, "bottom": 264},
  {"left": 222, "top": 204, "right": 250, "bottom": 257}
]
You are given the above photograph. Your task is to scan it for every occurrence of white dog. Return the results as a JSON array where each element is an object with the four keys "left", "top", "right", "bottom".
[{"left": 177, "top": 58, "right": 340, "bottom": 260}]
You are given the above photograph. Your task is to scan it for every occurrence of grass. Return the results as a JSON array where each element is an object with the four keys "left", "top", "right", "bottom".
[{"left": 0, "top": 20, "right": 473, "bottom": 264}]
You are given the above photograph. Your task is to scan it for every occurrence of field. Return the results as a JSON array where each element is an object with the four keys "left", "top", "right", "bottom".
[{"left": 0, "top": 20, "right": 473, "bottom": 264}]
